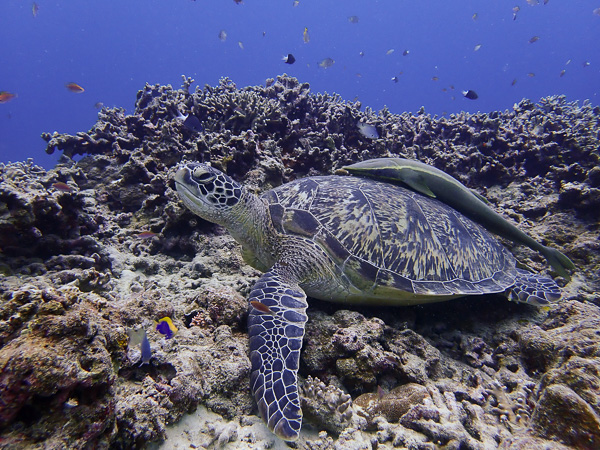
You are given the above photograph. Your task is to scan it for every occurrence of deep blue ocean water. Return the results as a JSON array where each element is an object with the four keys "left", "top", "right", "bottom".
[{"left": 1, "top": 0, "right": 598, "bottom": 169}]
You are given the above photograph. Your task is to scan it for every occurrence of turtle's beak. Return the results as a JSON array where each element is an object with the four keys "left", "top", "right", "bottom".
[{"left": 174, "top": 165, "right": 205, "bottom": 214}]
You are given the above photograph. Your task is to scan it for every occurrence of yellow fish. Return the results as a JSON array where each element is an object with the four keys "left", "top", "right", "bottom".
[
  {"left": 155, "top": 317, "right": 178, "bottom": 339},
  {"left": 303, "top": 27, "right": 309, "bottom": 43}
]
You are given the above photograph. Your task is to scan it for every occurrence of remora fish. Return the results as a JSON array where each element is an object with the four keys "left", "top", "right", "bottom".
[{"left": 344, "top": 157, "right": 575, "bottom": 279}]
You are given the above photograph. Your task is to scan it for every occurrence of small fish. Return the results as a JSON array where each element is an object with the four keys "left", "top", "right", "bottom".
[
  {"left": 511, "top": 78, "right": 517, "bottom": 86},
  {"left": 303, "top": 27, "right": 310, "bottom": 43},
  {"left": 594, "top": 7, "right": 600, "bottom": 16},
  {"left": 63, "top": 398, "right": 79, "bottom": 409},
  {"left": 527, "top": 72, "right": 535, "bottom": 77},
  {"left": 473, "top": 44, "right": 482, "bottom": 51},
  {"left": 293, "top": 0, "right": 299, "bottom": 6},
  {"left": 137, "top": 231, "right": 157, "bottom": 239},
  {"left": 65, "top": 82, "right": 85, "bottom": 93},
  {"left": 0, "top": 91, "right": 17, "bottom": 103},
  {"left": 140, "top": 330, "right": 152, "bottom": 365},
  {"left": 318, "top": 57, "right": 335, "bottom": 68},
  {"left": 218, "top": 30, "right": 227, "bottom": 41},
  {"left": 512, "top": 6, "right": 520, "bottom": 20},
  {"left": 250, "top": 300, "right": 275, "bottom": 315},
  {"left": 359, "top": 51, "right": 365, "bottom": 57},
  {"left": 472, "top": 13, "right": 478, "bottom": 20},
  {"left": 262, "top": 31, "right": 266, "bottom": 37},
  {"left": 94, "top": 102, "right": 104, "bottom": 109},
  {"left": 431, "top": 76, "right": 439, "bottom": 81},
  {"left": 355, "top": 73, "right": 362, "bottom": 78},
  {"left": 559, "top": 69, "right": 566, "bottom": 77},
  {"left": 127, "top": 328, "right": 145, "bottom": 348},
  {"left": 526, "top": 0, "right": 539, "bottom": 5},
  {"left": 386, "top": 48, "right": 394, "bottom": 55},
  {"left": 348, "top": 16, "right": 359, "bottom": 24},
  {"left": 391, "top": 76, "right": 398, "bottom": 83},
  {"left": 282, "top": 53, "right": 296, "bottom": 64},
  {"left": 178, "top": 113, "right": 203, "bottom": 132},
  {"left": 566, "top": 59, "right": 571, "bottom": 65},
  {"left": 462, "top": 89, "right": 478, "bottom": 100},
  {"left": 402, "top": 49, "right": 410, "bottom": 56},
  {"left": 233, "top": 0, "right": 243, "bottom": 4},
  {"left": 238, "top": 41, "right": 244, "bottom": 50},
  {"left": 156, "top": 317, "right": 178, "bottom": 339},
  {"left": 357, "top": 122, "right": 379, "bottom": 139},
  {"left": 32, "top": 2, "right": 39, "bottom": 17},
  {"left": 529, "top": 36, "right": 540, "bottom": 44},
  {"left": 583, "top": 61, "right": 590, "bottom": 68},
  {"left": 51, "top": 182, "right": 73, "bottom": 192}
]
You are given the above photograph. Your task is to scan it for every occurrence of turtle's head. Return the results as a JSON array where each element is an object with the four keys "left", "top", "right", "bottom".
[{"left": 174, "top": 163, "right": 243, "bottom": 225}]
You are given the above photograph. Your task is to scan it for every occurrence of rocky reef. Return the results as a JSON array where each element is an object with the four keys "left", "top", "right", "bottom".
[{"left": 0, "top": 74, "right": 598, "bottom": 448}]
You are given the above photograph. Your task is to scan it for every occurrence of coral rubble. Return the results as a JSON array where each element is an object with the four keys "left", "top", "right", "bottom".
[{"left": 0, "top": 74, "right": 598, "bottom": 448}]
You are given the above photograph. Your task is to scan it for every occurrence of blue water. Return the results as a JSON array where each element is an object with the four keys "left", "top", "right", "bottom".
[{"left": 1, "top": 0, "right": 598, "bottom": 168}]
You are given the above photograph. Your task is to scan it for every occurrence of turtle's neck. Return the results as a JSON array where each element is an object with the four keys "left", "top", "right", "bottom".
[{"left": 225, "top": 188, "right": 278, "bottom": 269}]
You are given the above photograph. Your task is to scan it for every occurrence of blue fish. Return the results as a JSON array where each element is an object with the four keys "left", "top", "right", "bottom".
[
  {"left": 178, "top": 113, "right": 203, "bottom": 132},
  {"left": 140, "top": 330, "right": 152, "bottom": 366},
  {"left": 155, "top": 317, "right": 178, "bottom": 339}
]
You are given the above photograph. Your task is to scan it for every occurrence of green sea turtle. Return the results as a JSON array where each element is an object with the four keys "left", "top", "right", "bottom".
[
  {"left": 174, "top": 162, "right": 562, "bottom": 441},
  {"left": 344, "top": 157, "right": 575, "bottom": 279}
]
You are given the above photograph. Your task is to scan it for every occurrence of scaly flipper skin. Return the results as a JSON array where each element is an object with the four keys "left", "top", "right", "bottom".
[
  {"left": 248, "top": 266, "right": 308, "bottom": 441},
  {"left": 508, "top": 268, "right": 561, "bottom": 306}
]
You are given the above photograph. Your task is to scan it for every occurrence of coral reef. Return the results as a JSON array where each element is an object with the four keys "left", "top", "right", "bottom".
[
  {"left": 0, "top": 74, "right": 598, "bottom": 448},
  {"left": 300, "top": 376, "right": 355, "bottom": 434}
]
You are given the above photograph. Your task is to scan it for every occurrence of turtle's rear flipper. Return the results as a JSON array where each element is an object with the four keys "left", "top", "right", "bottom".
[
  {"left": 507, "top": 268, "right": 561, "bottom": 306},
  {"left": 248, "top": 266, "right": 308, "bottom": 441}
]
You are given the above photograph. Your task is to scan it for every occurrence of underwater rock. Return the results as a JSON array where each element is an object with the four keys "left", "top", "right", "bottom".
[
  {"left": 187, "top": 284, "right": 248, "bottom": 331},
  {"left": 299, "top": 376, "right": 355, "bottom": 435},
  {"left": 354, "top": 383, "right": 430, "bottom": 429},
  {"left": 0, "top": 285, "right": 120, "bottom": 447},
  {"left": 531, "top": 384, "right": 600, "bottom": 448}
]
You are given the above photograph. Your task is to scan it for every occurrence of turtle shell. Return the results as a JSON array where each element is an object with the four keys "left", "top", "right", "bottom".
[{"left": 262, "top": 176, "right": 516, "bottom": 299}]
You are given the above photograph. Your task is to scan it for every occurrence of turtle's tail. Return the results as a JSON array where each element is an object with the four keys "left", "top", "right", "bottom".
[
  {"left": 541, "top": 246, "right": 575, "bottom": 281},
  {"left": 507, "top": 268, "right": 562, "bottom": 306}
]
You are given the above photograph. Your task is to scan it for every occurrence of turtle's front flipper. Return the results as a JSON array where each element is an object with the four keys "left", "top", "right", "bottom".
[
  {"left": 248, "top": 266, "right": 308, "bottom": 441},
  {"left": 507, "top": 268, "right": 561, "bottom": 306}
]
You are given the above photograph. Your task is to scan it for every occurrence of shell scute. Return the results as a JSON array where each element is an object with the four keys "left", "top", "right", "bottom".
[
  {"left": 310, "top": 182, "right": 384, "bottom": 268},
  {"left": 344, "top": 256, "right": 379, "bottom": 291},
  {"left": 375, "top": 269, "right": 414, "bottom": 293},
  {"left": 313, "top": 229, "right": 350, "bottom": 265},
  {"left": 268, "top": 203, "right": 285, "bottom": 233},
  {"left": 282, "top": 209, "right": 320, "bottom": 237}
]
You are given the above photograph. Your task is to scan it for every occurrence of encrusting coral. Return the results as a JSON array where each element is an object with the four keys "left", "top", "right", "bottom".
[{"left": 0, "top": 74, "right": 598, "bottom": 448}]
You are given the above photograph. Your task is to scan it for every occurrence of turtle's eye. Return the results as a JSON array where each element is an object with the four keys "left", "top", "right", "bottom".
[{"left": 193, "top": 169, "right": 215, "bottom": 183}]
